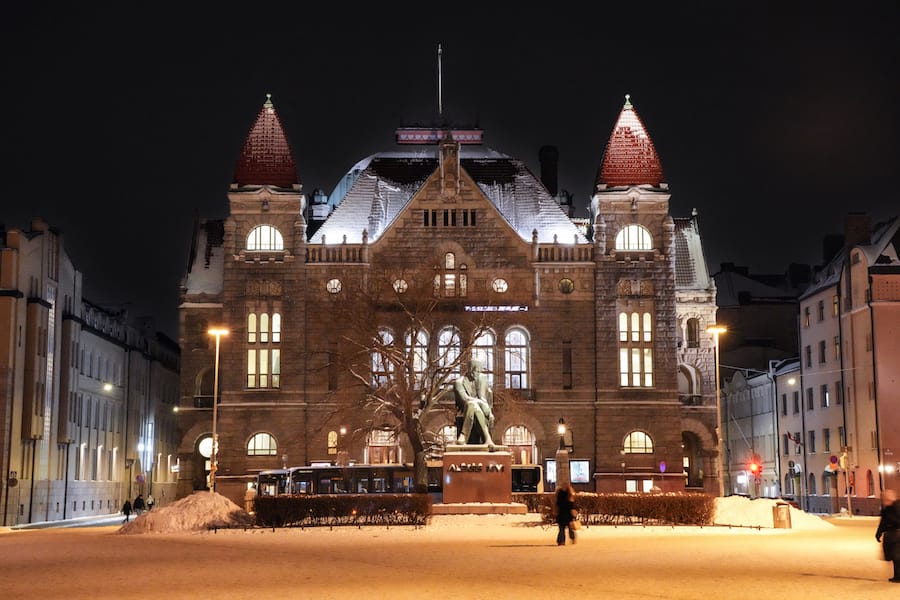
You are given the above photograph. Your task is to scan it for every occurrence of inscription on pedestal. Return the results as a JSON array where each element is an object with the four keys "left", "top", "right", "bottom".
[{"left": 442, "top": 450, "right": 512, "bottom": 504}]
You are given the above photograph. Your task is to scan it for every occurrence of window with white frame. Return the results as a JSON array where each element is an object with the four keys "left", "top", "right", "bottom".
[
  {"left": 472, "top": 328, "right": 496, "bottom": 387},
  {"left": 247, "top": 310, "right": 281, "bottom": 388},
  {"left": 247, "top": 432, "right": 277, "bottom": 456},
  {"left": 371, "top": 328, "right": 395, "bottom": 386},
  {"left": 618, "top": 308, "right": 653, "bottom": 387},
  {"left": 615, "top": 224, "right": 653, "bottom": 251},
  {"left": 246, "top": 225, "right": 284, "bottom": 251},
  {"left": 623, "top": 430, "right": 653, "bottom": 454},
  {"left": 437, "top": 326, "right": 461, "bottom": 380},
  {"left": 504, "top": 327, "right": 530, "bottom": 389},
  {"left": 433, "top": 252, "right": 467, "bottom": 297},
  {"left": 404, "top": 328, "right": 429, "bottom": 386}
]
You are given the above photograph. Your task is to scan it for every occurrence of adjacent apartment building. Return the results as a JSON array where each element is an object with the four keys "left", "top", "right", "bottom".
[{"left": 0, "top": 219, "right": 180, "bottom": 525}]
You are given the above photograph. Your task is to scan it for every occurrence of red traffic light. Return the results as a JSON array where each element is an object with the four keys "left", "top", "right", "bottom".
[{"left": 748, "top": 462, "right": 761, "bottom": 475}]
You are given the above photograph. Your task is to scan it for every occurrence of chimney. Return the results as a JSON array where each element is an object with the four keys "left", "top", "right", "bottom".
[
  {"left": 844, "top": 213, "right": 871, "bottom": 249},
  {"left": 539, "top": 145, "right": 559, "bottom": 197}
]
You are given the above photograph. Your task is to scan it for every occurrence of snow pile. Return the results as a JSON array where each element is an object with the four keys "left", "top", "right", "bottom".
[
  {"left": 118, "top": 491, "right": 254, "bottom": 534},
  {"left": 713, "top": 495, "right": 833, "bottom": 530}
]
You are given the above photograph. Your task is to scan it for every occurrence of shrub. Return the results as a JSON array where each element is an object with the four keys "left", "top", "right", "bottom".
[{"left": 254, "top": 493, "right": 432, "bottom": 528}]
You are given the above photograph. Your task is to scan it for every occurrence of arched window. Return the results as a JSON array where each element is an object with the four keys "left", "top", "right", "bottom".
[
  {"left": 618, "top": 309, "right": 653, "bottom": 387},
  {"left": 247, "top": 311, "right": 282, "bottom": 389},
  {"left": 504, "top": 327, "right": 530, "bottom": 389},
  {"left": 434, "top": 252, "right": 467, "bottom": 297},
  {"left": 404, "top": 329, "right": 429, "bottom": 385},
  {"left": 615, "top": 224, "right": 653, "bottom": 250},
  {"left": 437, "top": 326, "right": 461, "bottom": 379},
  {"left": 367, "top": 429, "right": 399, "bottom": 465},
  {"left": 686, "top": 318, "right": 700, "bottom": 348},
  {"left": 623, "top": 430, "right": 653, "bottom": 454},
  {"left": 502, "top": 425, "right": 536, "bottom": 464},
  {"left": 372, "top": 328, "right": 395, "bottom": 385},
  {"left": 247, "top": 432, "right": 277, "bottom": 456},
  {"left": 472, "top": 329, "right": 496, "bottom": 387},
  {"left": 246, "top": 225, "right": 284, "bottom": 251}
]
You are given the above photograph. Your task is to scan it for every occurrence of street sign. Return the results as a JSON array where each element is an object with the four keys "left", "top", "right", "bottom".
[{"left": 830, "top": 455, "right": 838, "bottom": 465}]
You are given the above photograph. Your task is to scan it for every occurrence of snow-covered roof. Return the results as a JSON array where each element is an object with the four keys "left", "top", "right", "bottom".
[
  {"left": 310, "top": 149, "right": 587, "bottom": 245},
  {"left": 182, "top": 220, "right": 224, "bottom": 296},
  {"left": 673, "top": 216, "right": 712, "bottom": 290}
]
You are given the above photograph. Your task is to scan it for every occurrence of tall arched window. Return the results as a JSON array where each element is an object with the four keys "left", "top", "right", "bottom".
[
  {"left": 247, "top": 432, "right": 277, "bottom": 456},
  {"left": 433, "top": 252, "right": 467, "bottom": 297},
  {"left": 502, "top": 425, "right": 536, "bottom": 464},
  {"left": 472, "top": 329, "right": 496, "bottom": 387},
  {"left": 615, "top": 224, "right": 653, "bottom": 250},
  {"left": 371, "top": 328, "right": 395, "bottom": 386},
  {"left": 618, "top": 309, "right": 653, "bottom": 387},
  {"left": 504, "top": 327, "right": 530, "bottom": 389},
  {"left": 437, "top": 326, "right": 461, "bottom": 379},
  {"left": 623, "top": 430, "right": 653, "bottom": 454},
  {"left": 686, "top": 318, "right": 700, "bottom": 348},
  {"left": 246, "top": 225, "right": 284, "bottom": 251},
  {"left": 404, "top": 329, "right": 429, "bottom": 386},
  {"left": 247, "top": 311, "right": 282, "bottom": 388}
]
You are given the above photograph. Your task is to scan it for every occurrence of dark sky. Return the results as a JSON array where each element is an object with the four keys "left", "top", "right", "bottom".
[{"left": 2, "top": 3, "right": 898, "bottom": 339}]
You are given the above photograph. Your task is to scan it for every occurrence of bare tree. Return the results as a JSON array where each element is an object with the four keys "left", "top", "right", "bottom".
[{"left": 327, "top": 269, "right": 507, "bottom": 491}]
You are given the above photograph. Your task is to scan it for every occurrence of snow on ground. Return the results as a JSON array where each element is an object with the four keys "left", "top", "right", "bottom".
[{"left": 116, "top": 492, "right": 833, "bottom": 534}]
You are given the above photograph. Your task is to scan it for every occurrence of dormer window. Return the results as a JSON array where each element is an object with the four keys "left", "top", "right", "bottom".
[
  {"left": 615, "top": 224, "right": 652, "bottom": 251},
  {"left": 247, "top": 225, "right": 284, "bottom": 251}
]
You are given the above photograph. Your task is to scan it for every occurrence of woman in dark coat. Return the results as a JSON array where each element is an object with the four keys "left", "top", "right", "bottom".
[
  {"left": 876, "top": 488, "right": 900, "bottom": 583},
  {"left": 555, "top": 484, "right": 577, "bottom": 546},
  {"left": 121, "top": 499, "right": 132, "bottom": 523}
]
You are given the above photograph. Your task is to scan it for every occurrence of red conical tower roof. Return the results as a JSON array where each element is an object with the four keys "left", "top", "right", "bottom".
[
  {"left": 233, "top": 94, "right": 299, "bottom": 188},
  {"left": 596, "top": 95, "right": 665, "bottom": 188}
]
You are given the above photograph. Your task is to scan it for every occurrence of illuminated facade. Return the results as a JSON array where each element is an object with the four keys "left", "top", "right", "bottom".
[{"left": 176, "top": 96, "right": 721, "bottom": 506}]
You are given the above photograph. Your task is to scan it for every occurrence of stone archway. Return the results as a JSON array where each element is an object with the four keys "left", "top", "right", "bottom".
[{"left": 681, "top": 417, "right": 717, "bottom": 494}]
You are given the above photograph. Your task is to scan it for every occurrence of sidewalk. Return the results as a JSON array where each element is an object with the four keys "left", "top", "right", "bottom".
[{"left": 4, "top": 512, "right": 126, "bottom": 531}]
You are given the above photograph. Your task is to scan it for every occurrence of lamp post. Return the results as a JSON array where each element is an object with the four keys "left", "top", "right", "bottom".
[
  {"left": 208, "top": 327, "right": 229, "bottom": 493},
  {"left": 556, "top": 418, "right": 570, "bottom": 490},
  {"left": 708, "top": 325, "right": 727, "bottom": 497}
]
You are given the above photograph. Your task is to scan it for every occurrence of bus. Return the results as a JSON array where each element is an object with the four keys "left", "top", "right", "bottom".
[{"left": 257, "top": 463, "right": 544, "bottom": 496}]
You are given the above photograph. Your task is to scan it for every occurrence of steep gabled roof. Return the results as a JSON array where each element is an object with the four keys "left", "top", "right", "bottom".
[
  {"left": 596, "top": 95, "right": 665, "bottom": 188},
  {"left": 309, "top": 148, "right": 587, "bottom": 245},
  {"left": 232, "top": 94, "right": 298, "bottom": 188}
]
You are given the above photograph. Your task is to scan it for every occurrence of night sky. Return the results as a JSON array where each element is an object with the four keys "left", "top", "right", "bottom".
[{"left": 2, "top": 3, "right": 898, "bottom": 339}]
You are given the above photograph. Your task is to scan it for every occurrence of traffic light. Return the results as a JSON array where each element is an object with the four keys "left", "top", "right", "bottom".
[{"left": 748, "top": 461, "right": 762, "bottom": 479}]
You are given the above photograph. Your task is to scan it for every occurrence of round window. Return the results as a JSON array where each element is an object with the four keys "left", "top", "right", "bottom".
[
  {"left": 559, "top": 278, "right": 575, "bottom": 294},
  {"left": 492, "top": 278, "right": 509, "bottom": 293},
  {"left": 393, "top": 279, "right": 408, "bottom": 293},
  {"left": 326, "top": 278, "right": 342, "bottom": 294}
]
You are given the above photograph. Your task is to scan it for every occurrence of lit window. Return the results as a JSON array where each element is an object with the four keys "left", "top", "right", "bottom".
[
  {"left": 247, "top": 310, "right": 282, "bottom": 389},
  {"left": 618, "top": 308, "right": 653, "bottom": 387},
  {"left": 473, "top": 329, "right": 496, "bottom": 387},
  {"left": 434, "top": 253, "right": 467, "bottom": 297},
  {"left": 246, "top": 225, "right": 284, "bottom": 251},
  {"left": 504, "top": 327, "right": 530, "bottom": 389},
  {"left": 247, "top": 432, "right": 277, "bottom": 456},
  {"left": 437, "top": 326, "right": 461, "bottom": 380},
  {"left": 559, "top": 278, "right": 575, "bottom": 294},
  {"left": 623, "top": 431, "right": 653, "bottom": 454},
  {"left": 371, "top": 328, "right": 395, "bottom": 386},
  {"left": 492, "top": 278, "right": 509, "bottom": 293},
  {"left": 404, "top": 329, "right": 429, "bottom": 386},
  {"left": 392, "top": 279, "right": 408, "bottom": 293},
  {"left": 615, "top": 225, "right": 652, "bottom": 250},
  {"left": 326, "top": 278, "right": 342, "bottom": 294}
]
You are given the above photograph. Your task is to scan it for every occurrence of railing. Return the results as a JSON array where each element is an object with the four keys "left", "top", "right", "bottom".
[
  {"left": 306, "top": 245, "right": 367, "bottom": 263},
  {"left": 535, "top": 245, "right": 593, "bottom": 262}
]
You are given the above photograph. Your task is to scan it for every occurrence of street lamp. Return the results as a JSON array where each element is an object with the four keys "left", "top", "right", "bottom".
[
  {"left": 708, "top": 325, "right": 727, "bottom": 497},
  {"left": 208, "top": 327, "right": 229, "bottom": 492},
  {"left": 556, "top": 418, "right": 570, "bottom": 490}
]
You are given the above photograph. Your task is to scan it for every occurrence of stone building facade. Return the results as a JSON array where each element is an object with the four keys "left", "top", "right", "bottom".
[
  {"left": 176, "top": 96, "right": 721, "bottom": 506},
  {"left": 0, "top": 219, "right": 180, "bottom": 525}
]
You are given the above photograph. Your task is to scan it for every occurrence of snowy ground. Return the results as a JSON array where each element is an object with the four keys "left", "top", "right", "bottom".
[{"left": 2, "top": 493, "right": 894, "bottom": 600}]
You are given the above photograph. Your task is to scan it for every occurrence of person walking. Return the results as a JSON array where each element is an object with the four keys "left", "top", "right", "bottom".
[
  {"left": 147, "top": 494, "right": 155, "bottom": 511},
  {"left": 876, "top": 488, "right": 900, "bottom": 583},
  {"left": 121, "top": 499, "right": 132, "bottom": 523},
  {"left": 133, "top": 493, "right": 146, "bottom": 516},
  {"left": 555, "top": 484, "right": 577, "bottom": 546}
]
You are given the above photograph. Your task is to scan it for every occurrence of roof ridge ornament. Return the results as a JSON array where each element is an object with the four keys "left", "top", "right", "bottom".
[{"left": 624, "top": 93, "right": 632, "bottom": 109}]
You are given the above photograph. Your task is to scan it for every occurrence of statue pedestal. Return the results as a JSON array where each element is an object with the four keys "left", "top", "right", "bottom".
[{"left": 441, "top": 445, "right": 512, "bottom": 504}]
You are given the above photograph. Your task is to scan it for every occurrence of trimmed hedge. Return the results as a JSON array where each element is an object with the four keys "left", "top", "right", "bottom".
[
  {"left": 254, "top": 493, "right": 432, "bottom": 528},
  {"left": 514, "top": 492, "right": 715, "bottom": 526}
]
